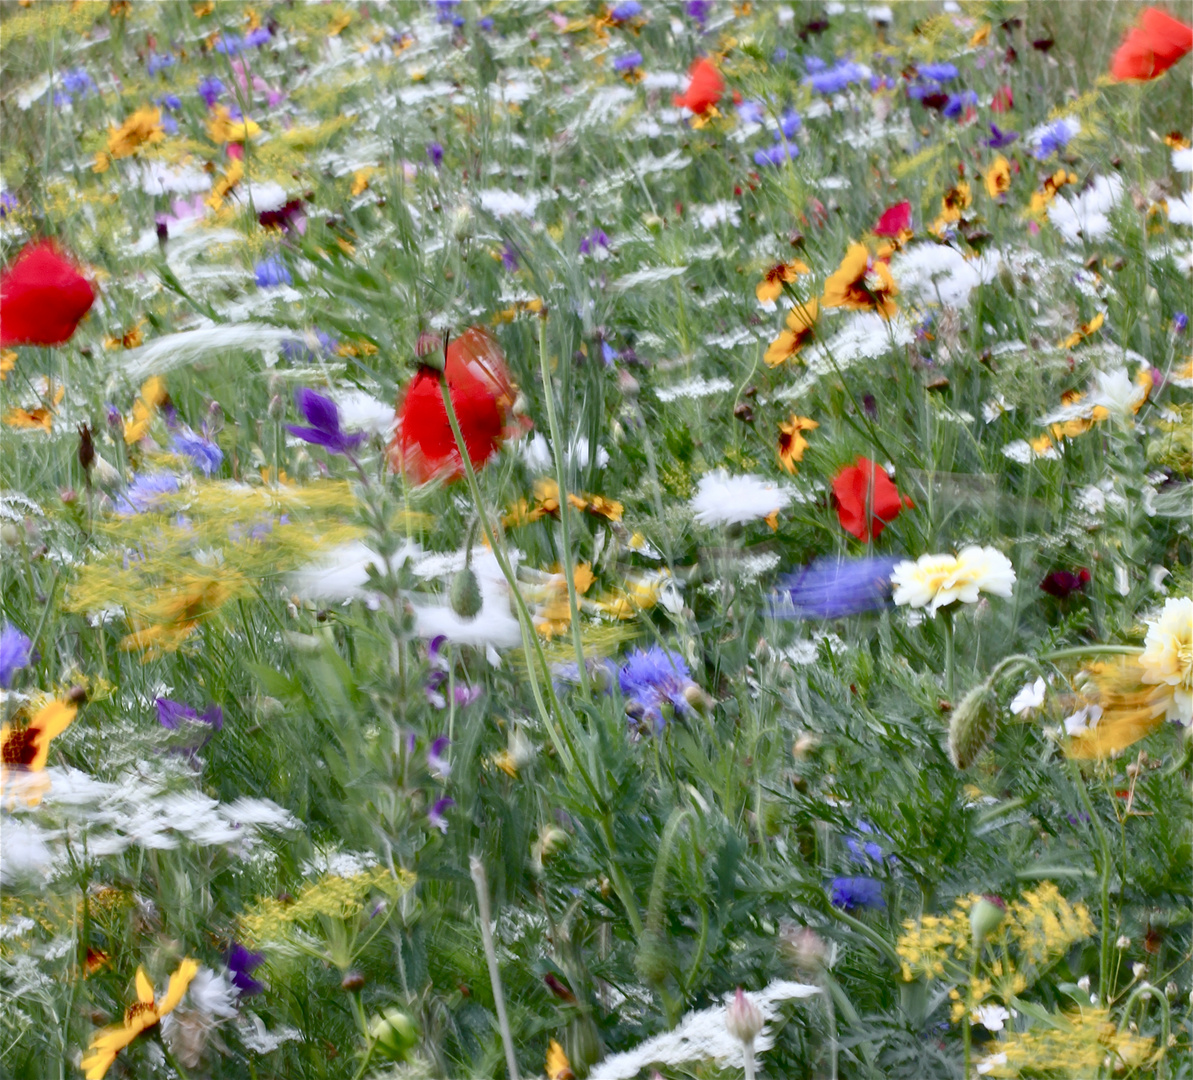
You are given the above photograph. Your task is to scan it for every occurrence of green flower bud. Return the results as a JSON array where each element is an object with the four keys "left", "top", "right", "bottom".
[
  {"left": 633, "top": 931, "right": 671, "bottom": 988},
  {"left": 369, "top": 1008, "right": 419, "bottom": 1059},
  {"left": 947, "top": 681, "right": 997, "bottom": 770},
  {"left": 970, "top": 895, "right": 1006, "bottom": 950},
  {"left": 450, "top": 566, "right": 483, "bottom": 619}
]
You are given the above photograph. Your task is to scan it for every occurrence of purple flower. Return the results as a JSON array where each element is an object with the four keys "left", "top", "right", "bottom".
[
  {"left": 830, "top": 876, "right": 885, "bottom": 911},
  {"left": 428, "top": 796, "right": 455, "bottom": 833},
  {"left": 428, "top": 736, "right": 451, "bottom": 780},
  {"left": 427, "top": 141, "right": 444, "bottom": 167},
  {"left": 281, "top": 329, "right": 338, "bottom": 362},
  {"left": 147, "top": 52, "right": 175, "bottom": 76},
  {"left": 115, "top": 473, "right": 180, "bottom": 515},
  {"left": 213, "top": 33, "right": 246, "bottom": 55},
  {"left": 772, "top": 558, "right": 901, "bottom": 619},
  {"left": 0, "top": 625, "right": 35, "bottom": 688},
  {"left": 983, "top": 123, "right": 1019, "bottom": 149},
  {"left": 776, "top": 109, "right": 801, "bottom": 139},
  {"left": 754, "top": 143, "right": 799, "bottom": 167},
  {"left": 612, "top": 51, "right": 643, "bottom": 73},
  {"left": 579, "top": 228, "right": 610, "bottom": 255},
  {"left": 942, "top": 90, "right": 978, "bottom": 120},
  {"left": 156, "top": 696, "right": 223, "bottom": 732},
  {"left": 0, "top": 191, "right": 17, "bottom": 218},
  {"left": 685, "top": 0, "right": 711, "bottom": 28},
  {"left": 479, "top": 17, "right": 494, "bottom": 32},
  {"left": 805, "top": 56, "right": 827, "bottom": 73},
  {"left": 773, "top": 46, "right": 788, "bottom": 62},
  {"left": 1034, "top": 120, "right": 1075, "bottom": 160},
  {"left": 171, "top": 428, "right": 224, "bottom": 475},
  {"left": 845, "top": 821, "right": 886, "bottom": 863},
  {"left": 254, "top": 257, "right": 292, "bottom": 288},
  {"left": 500, "top": 242, "right": 519, "bottom": 271},
  {"left": 197, "top": 76, "right": 224, "bottom": 108},
  {"left": 805, "top": 59, "right": 867, "bottom": 95},
  {"left": 245, "top": 26, "right": 271, "bottom": 47},
  {"left": 285, "top": 389, "right": 367, "bottom": 455},
  {"left": 434, "top": 0, "right": 461, "bottom": 24},
  {"left": 619, "top": 646, "right": 694, "bottom": 732},
  {"left": 918, "top": 62, "right": 958, "bottom": 81},
  {"left": 610, "top": 1, "right": 642, "bottom": 20},
  {"left": 1174, "top": 312, "right": 1188, "bottom": 334},
  {"left": 227, "top": 943, "right": 265, "bottom": 997},
  {"left": 736, "top": 99, "right": 765, "bottom": 125}
]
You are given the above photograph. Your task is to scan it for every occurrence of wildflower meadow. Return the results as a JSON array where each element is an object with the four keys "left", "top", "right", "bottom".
[{"left": 2, "top": 1, "right": 1193, "bottom": 1078}]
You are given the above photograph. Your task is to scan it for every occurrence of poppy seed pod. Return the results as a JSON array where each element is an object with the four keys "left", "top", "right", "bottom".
[
  {"left": 368, "top": 1008, "right": 418, "bottom": 1060},
  {"left": 970, "top": 895, "right": 1007, "bottom": 949},
  {"left": 947, "top": 680, "right": 997, "bottom": 769},
  {"left": 449, "top": 566, "right": 483, "bottom": 619}
]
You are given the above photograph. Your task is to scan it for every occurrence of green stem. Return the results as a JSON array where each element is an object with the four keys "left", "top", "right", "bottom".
[
  {"left": 1119, "top": 984, "right": 1171, "bottom": 1080},
  {"left": 963, "top": 949, "right": 979, "bottom": 1080},
  {"left": 942, "top": 607, "right": 956, "bottom": 702},
  {"left": 1069, "top": 758, "right": 1115, "bottom": 997},
  {"left": 536, "top": 316, "right": 590, "bottom": 698}
]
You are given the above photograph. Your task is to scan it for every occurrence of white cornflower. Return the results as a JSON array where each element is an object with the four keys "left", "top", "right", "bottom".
[
  {"left": 891, "top": 546, "right": 1016, "bottom": 615},
  {"left": 971, "top": 1004, "right": 1011, "bottom": 1031},
  {"left": 1139, "top": 597, "right": 1193, "bottom": 725},
  {"left": 1009, "top": 678, "right": 1046, "bottom": 715},
  {"left": 690, "top": 471, "right": 793, "bottom": 527}
]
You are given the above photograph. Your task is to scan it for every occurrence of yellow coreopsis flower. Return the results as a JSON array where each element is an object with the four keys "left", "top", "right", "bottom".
[
  {"left": 81, "top": 960, "right": 198, "bottom": 1079},
  {"left": 764, "top": 297, "right": 818, "bottom": 366},
  {"left": 206, "top": 105, "right": 261, "bottom": 144},
  {"left": 776, "top": 415, "right": 819, "bottom": 474},
  {"left": 985, "top": 155, "right": 1012, "bottom": 200},
  {"left": 124, "top": 375, "right": 168, "bottom": 444},
  {"left": 822, "top": 245, "right": 898, "bottom": 320},
  {"left": 0, "top": 700, "right": 77, "bottom": 805},
  {"left": 755, "top": 258, "right": 810, "bottom": 303},
  {"left": 106, "top": 106, "right": 164, "bottom": 160}
]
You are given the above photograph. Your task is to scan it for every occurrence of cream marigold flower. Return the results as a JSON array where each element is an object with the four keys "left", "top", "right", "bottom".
[
  {"left": 1139, "top": 596, "right": 1193, "bottom": 725},
  {"left": 891, "top": 546, "right": 1016, "bottom": 615}
]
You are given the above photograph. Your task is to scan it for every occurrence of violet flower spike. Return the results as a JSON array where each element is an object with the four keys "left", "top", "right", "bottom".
[
  {"left": 285, "top": 389, "right": 367, "bottom": 455},
  {"left": 428, "top": 796, "right": 455, "bottom": 834},
  {"left": 428, "top": 736, "right": 451, "bottom": 780}
]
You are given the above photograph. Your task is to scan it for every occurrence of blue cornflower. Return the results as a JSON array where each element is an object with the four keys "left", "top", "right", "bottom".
[
  {"left": 610, "top": 1, "right": 642, "bottom": 20},
  {"left": 254, "top": 257, "right": 292, "bottom": 288},
  {"left": 942, "top": 90, "right": 977, "bottom": 120},
  {"left": 1173, "top": 312, "right": 1188, "bottom": 333},
  {"left": 157, "top": 93, "right": 182, "bottom": 111},
  {"left": 197, "top": 76, "right": 224, "bottom": 108},
  {"left": 685, "top": 0, "right": 711, "bottom": 28},
  {"left": 830, "top": 876, "right": 885, "bottom": 911},
  {"left": 281, "top": 329, "right": 339, "bottom": 362},
  {"left": 170, "top": 428, "right": 224, "bottom": 475},
  {"left": 736, "top": 99, "right": 765, "bottom": 125},
  {"left": 434, "top": 0, "right": 462, "bottom": 24},
  {"left": 773, "top": 46, "right": 788, "bottom": 62},
  {"left": 147, "top": 52, "right": 175, "bottom": 76},
  {"left": 776, "top": 109, "right": 801, "bottom": 140},
  {"left": 0, "top": 624, "right": 35, "bottom": 688},
  {"left": 115, "top": 473, "right": 180, "bottom": 515},
  {"left": 214, "top": 34, "right": 246, "bottom": 55},
  {"left": 227, "top": 944, "right": 265, "bottom": 997},
  {"left": 619, "top": 646, "right": 694, "bottom": 731},
  {"left": 983, "top": 123, "right": 1019, "bottom": 150},
  {"left": 62, "top": 69, "right": 96, "bottom": 96},
  {"left": 613, "top": 51, "right": 643, "bottom": 73},
  {"left": 918, "top": 62, "right": 958, "bottom": 81},
  {"left": 771, "top": 557, "right": 901, "bottom": 619},
  {"left": 1034, "top": 118, "right": 1078, "bottom": 160},
  {"left": 156, "top": 696, "right": 223, "bottom": 731},
  {"left": 804, "top": 56, "right": 828, "bottom": 73},
  {"left": 845, "top": 821, "right": 886, "bottom": 863},
  {"left": 753, "top": 143, "right": 799, "bottom": 167},
  {"left": 285, "top": 389, "right": 366, "bottom": 455},
  {"left": 478, "top": 17, "right": 494, "bottom": 32},
  {"left": 427, "top": 141, "right": 444, "bottom": 167},
  {"left": 245, "top": 26, "right": 272, "bottom": 47},
  {"left": 804, "top": 59, "right": 867, "bottom": 95}
]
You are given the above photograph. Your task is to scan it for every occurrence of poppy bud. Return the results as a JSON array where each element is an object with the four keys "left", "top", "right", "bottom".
[
  {"left": 450, "top": 566, "right": 483, "bottom": 619},
  {"left": 969, "top": 895, "right": 1006, "bottom": 950},
  {"left": 633, "top": 932, "right": 670, "bottom": 987},
  {"left": 947, "top": 681, "right": 997, "bottom": 770},
  {"left": 77, "top": 424, "right": 95, "bottom": 473},
  {"left": 725, "top": 988, "right": 764, "bottom": 1047},
  {"left": 416, "top": 330, "right": 443, "bottom": 357},
  {"left": 267, "top": 394, "right": 285, "bottom": 421},
  {"left": 341, "top": 971, "right": 366, "bottom": 991},
  {"left": 368, "top": 1007, "right": 418, "bottom": 1059}
]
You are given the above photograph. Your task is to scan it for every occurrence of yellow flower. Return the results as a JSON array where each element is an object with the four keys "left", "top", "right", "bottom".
[
  {"left": 985, "top": 155, "right": 1012, "bottom": 200},
  {"left": 1060, "top": 310, "right": 1104, "bottom": 349},
  {"left": 764, "top": 297, "right": 818, "bottom": 366},
  {"left": 351, "top": 167, "right": 374, "bottom": 196},
  {"left": 822, "top": 245, "right": 898, "bottom": 319},
  {"left": 938, "top": 180, "right": 972, "bottom": 224},
  {"left": 81, "top": 959, "right": 198, "bottom": 1079},
  {"left": 969, "top": 23, "right": 991, "bottom": 47},
  {"left": 776, "top": 415, "right": 818, "bottom": 474},
  {"left": 547, "top": 1039, "right": 575, "bottom": 1080},
  {"left": 106, "top": 106, "right": 164, "bottom": 160},
  {"left": 0, "top": 350, "right": 16, "bottom": 381},
  {"left": 755, "top": 258, "right": 810, "bottom": 303},
  {"left": 206, "top": 105, "right": 261, "bottom": 144},
  {"left": 1139, "top": 596, "right": 1193, "bottom": 725},
  {"left": 1, "top": 701, "right": 77, "bottom": 805},
  {"left": 123, "top": 375, "right": 167, "bottom": 444},
  {"left": 205, "top": 156, "right": 246, "bottom": 210}
]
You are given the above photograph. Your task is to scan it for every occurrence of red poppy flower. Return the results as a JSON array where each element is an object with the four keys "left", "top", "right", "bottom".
[
  {"left": 0, "top": 241, "right": 95, "bottom": 347},
  {"left": 1110, "top": 7, "right": 1193, "bottom": 81},
  {"left": 874, "top": 201, "right": 912, "bottom": 237},
  {"left": 831, "top": 458, "right": 912, "bottom": 542},
  {"left": 390, "top": 327, "right": 529, "bottom": 484},
  {"left": 673, "top": 57, "right": 724, "bottom": 115}
]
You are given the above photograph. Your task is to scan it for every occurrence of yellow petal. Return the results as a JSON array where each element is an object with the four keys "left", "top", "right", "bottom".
[
  {"left": 159, "top": 957, "right": 199, "bottom": 1015},
  {"left": 135, "top": 967, "right": 155, "bottom": 1004}
]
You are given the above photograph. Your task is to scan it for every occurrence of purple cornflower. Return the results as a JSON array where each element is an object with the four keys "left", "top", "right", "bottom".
[
  {"left": 213, "top": 33, "right": 246, "bottom": 55},
  {"left": 427, "top": 736, "right": 451, "bottom": 780},
  {"left": 500, "top": 242, "right": 519, "bottom": 271},
  {"left": 771, "top": 557, "right": 901, "bottom": 619},
  {"left": 156, "top": 697, "right": 224, "bottom": 732},
  {"left": 245, "top": 26, "right": 271, "bottom": 47},
  {"left": 619, "top": 646, "right": 694, "bottom": 732},
  {"left": 0, "top": 625, "right": 35, "bottom": 688},
  {"left": 736, "top": 99, "right": 765, "bottom": 125},
  {"left": 983, "top": 123, "right": 1019, "bottom": 149},
  {"left": 1034, "top": 119, "right": 1076, "bottom": 160},
  {"left": 156, "top": 93, "right": 182, "bottom": 111},
  {"left": 918, "top": 62, "right": 958, "bottom": 81},
  {"left": 0, "top": 191, "right": 16, "bottom": 218},
  {"left": 1174, "top": 312, "right": 1188, "bottom": 333},
  {"left": 427, "top": 141, "right": 444, "bottom": 167},
  {"left": 804, "top": 59, "right": 867, "bottom": 95},
  {"left": 115, "top": 473, "right": 180, "bottom": 515},
  {"left": 612, "top": 51, "right": 643, "bottom": 73},
  {"left": 942, "top": 90, "right": 978, "bottom": 120},
  {"left": 147, "top": 52, "right": 175, "bottom": 76},
  {"left": 254, "top": 257, "right": 292, "bottom": 288},
  {"left": 227, "top": 944, "right": 265, "bottom": 997},
  {"left": 285, "top": 389, "right": 366, "bottom": 455},
  {"left": 170, "top": 428, "right": 224, "bottom": 475},
  {"left": 610, "top": 1, "right": 642, "bottom": 20},
  {"left": 754, "top": 143, "right": 800, "bottom": 167},
  {"left": 776, "top": 109, "right": 801, "bottom": 139},
  {"left": 685, "top": 0, "right": 711, "bottom": 29},
  {"left": 579, "top": 228, "right": 610, "bottom": 255},
  {"left": 428, "top": 796, "right": 455, "bottom": 834},
  {"left": 197, "top": 76, "right": 224, "bottom": 108},
  {"left": 62, "top": 69, "right": 96, "bottom": 97},
  {"left": 830, "top": 876, "right": 885, "bottom": 911}
]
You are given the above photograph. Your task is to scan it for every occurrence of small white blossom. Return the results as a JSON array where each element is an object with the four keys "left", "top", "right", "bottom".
[{"left": 1010, "top": 678, "right": 1046, "bottom": 716}]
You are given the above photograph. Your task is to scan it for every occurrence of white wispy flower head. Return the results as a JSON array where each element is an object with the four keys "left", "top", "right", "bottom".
[
  {"left": 1173, "top": 147, "right": 1193, "bottom": 173},
  {"left": 1087, "top": 367, "right": 1147, "bottom": 417},
  {"left": 690, "top": 471, "right": 793, "bottom": 526},
  {"left": 891, "top": 546, "right": 1016, "bottom": 615},
  {"left": 1049, "top": 174, "right": 1123, "bottom": 244},
  {"left": 1139, "top": 597, "right": 1193, "bottom": 725},
  {"left": 478, "top": 189, "right": 539, "bottom": 218},
  {"left": 161, "top": 966, "right": 239, "bottom": 1067},
  {"left": 1010, "top": 678, "right": 1046, "bottom": 716}
]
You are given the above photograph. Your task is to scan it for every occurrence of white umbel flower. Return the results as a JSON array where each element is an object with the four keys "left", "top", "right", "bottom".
[
  {"left": 891, "top": 546, "right": 1016, "bottom": 615},
  {"left": 690, "top": 470, "right": 793, "bottom": 526},
  {"left": 1139, "top": 596, "right": 1193, "bottom": 725},
  {"left": 1009, "top": 677, "right": 1046, "bottom": 716}
]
